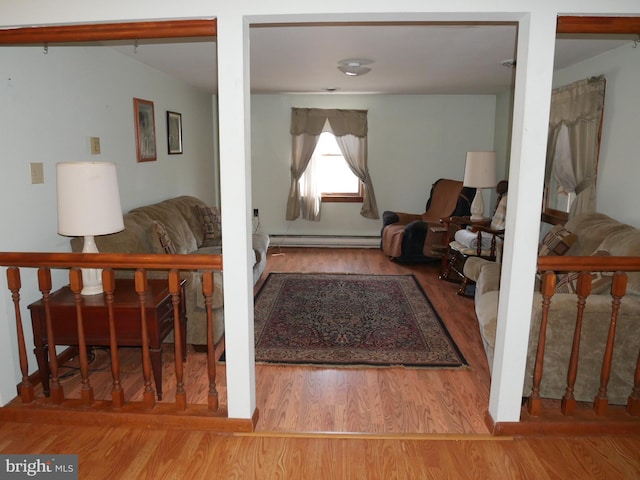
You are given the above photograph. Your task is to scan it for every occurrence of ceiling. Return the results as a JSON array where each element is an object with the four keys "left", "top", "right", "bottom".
[{"left": 110, "top": 24, "right": 633, "bottom": 95}]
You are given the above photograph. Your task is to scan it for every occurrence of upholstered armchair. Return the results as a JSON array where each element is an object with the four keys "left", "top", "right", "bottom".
[
  {"left": 439, "top": 180, "right": 508, "bottom": 295},
  {"left": 381, "top": 178, "right": 475, "bottom": 263}
]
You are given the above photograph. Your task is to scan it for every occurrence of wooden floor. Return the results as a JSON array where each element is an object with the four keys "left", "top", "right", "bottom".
[
  {"left": 45, "top": 247, "right": 490, "bottom": 434},
  {"left": 2, "top": 248, "right": 639, "bottom": 478},
  {"left": 254, "top": 247, "right": 491, "bottom": 434},
  {"left": 1, "top": 421, "right": 640, "bottom": 479}
]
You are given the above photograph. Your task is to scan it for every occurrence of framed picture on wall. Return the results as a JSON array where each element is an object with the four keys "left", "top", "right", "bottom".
[
  {"left": 167, "top": 111, "right": 183, "bottom": 154},
  {"left": 133, "top": 98, "right": 157, "bottom": 162}
]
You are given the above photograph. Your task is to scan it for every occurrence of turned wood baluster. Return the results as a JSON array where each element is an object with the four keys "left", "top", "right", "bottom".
[
  {"left": 627, "top": 333, "right": 640, "bottom": 416},
  {"left": 202, "top": 270, "right": 219, "bottom": 411},
  {"left": 594, "top": 272, "right": 627, "bottom": 416},
  {"left": 102, "top": 269, "right": 124, "bottom": 409},
  {"left": 38, "top": 267, "right": 64, "bottom": 404},
  {"left": 135, "top": 269, "right": 156, "bottom": 409},
  {"left": 527, "top": 270, "right": 556, "bottom": 416},
  {"left": 561, "top": 271, "right": 591, "bottom": 416},
  {"left": 69, "top": 268, "right": 94, "bottom": 406},
  {"left": 169, "top": 270, "right": 187, "bottom": 410},
  {"left": 6, "top": 267, "right": 34, "bottom": 403}
]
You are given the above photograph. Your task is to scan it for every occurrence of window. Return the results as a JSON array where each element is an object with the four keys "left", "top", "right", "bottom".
[
  {"left": 286, "top": 107, "right": 378, "bottom": 221},
  {"left": 312, "top": 132, "right": 363, "bottom": 202},
  {"left": 542, "top": 76, "right": 605, "bottom": 224},
  {"left": 543, "top": 175, "right": 574, "bottom": 221}
]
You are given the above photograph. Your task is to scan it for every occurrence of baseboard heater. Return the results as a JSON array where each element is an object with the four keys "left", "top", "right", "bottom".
[{"left": 269, "top": 235, "right": 380, "bottom": 248}]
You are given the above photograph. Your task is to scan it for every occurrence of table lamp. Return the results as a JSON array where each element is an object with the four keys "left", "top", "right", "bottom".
[
  {"left": 56, "top": 162, "right": 124, "bottom": 295},
  {"left": 463, "top": 151, "right": 497, "bottom": 221}
]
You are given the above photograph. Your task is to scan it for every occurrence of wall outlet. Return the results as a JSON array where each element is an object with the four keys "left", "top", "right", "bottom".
[
  {"left": 90, "top": 136, "right": 101, "bottom": 154},
  {"left": 253, "top": 208, "right": 259, "bottom": 217},
  {"left": 30, "top": 162, "right": 44, "bottom": 184}
]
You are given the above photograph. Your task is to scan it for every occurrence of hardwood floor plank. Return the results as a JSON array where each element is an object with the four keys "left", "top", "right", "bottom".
[
  {"left": 254, "top": 247, "right": 491, "bottom": 434},
  {"left": 0, "top": 421, "right": 639, "bottom": 478}
]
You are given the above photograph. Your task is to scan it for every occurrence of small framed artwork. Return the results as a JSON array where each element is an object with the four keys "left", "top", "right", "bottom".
[
  {"left": 133, "top": 98, "right": 157, "bottom": 162},
  {"left": 167, "top": 111, "right": 183, "bottom": 154}
]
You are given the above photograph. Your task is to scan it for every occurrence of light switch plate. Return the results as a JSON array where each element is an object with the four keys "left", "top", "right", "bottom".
[
  {"left": 90, "top": 136, "right": 101, "bottom": 154},
  {"left": 30, "top": 162, "right": 44, "bottom": 184}
]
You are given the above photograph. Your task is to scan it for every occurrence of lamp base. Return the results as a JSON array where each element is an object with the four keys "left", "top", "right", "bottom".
[
  {"left": 81, "top": 268, "right": 104, "bottom": 295},
  {"left": 470, "top": 189, "right": 485, "bottom": 222},
  {"left": 81, "top": 235, "right": 103, "bottom": 296}
]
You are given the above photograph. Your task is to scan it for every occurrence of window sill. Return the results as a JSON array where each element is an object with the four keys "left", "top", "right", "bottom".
[
  {"left": 321, "top": 195, "right": 363, "bottom": 203},
  {"left": 541, "top": 209, "right": 568, "bottom": 225}
]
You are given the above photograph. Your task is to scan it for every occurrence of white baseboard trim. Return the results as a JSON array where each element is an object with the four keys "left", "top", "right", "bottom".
[{"left": 269, "top": 235, "right": 380, "bottom": 248}]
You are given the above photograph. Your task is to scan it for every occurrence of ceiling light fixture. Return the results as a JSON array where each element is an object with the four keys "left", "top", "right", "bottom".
[{"left": 337, "top": 58, "right": 373, "bottom": 76}]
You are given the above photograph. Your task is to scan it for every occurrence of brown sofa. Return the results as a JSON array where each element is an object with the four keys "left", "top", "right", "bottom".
[
  {"left": 465, "top": 212, "right": 640, "bottom": 404},
  {"left": 71, "top": 195, "right": 270, "bottom": 347}
]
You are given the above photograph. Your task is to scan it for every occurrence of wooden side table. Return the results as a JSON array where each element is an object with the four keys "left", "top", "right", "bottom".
[{"left": 28, "top": 278, "right": 187, "bottom": 400}]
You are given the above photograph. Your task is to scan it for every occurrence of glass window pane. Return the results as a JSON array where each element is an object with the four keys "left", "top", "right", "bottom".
[{"left": 314, "top": 133, "right": 359, "bottom": 194}]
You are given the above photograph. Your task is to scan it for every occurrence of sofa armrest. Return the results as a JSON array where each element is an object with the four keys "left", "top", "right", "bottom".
[{"left": 252, "top": 232, "right": 270, "bottom": 257}]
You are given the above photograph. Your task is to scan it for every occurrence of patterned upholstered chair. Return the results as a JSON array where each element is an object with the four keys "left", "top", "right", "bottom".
[
  {"left": 439, "top": 180, "right": 508, "bottom": 296},
  {"left": 381, "top": 178, "right": 475, "bottom": 263}
]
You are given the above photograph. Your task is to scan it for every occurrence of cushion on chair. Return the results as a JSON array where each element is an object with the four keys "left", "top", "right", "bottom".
[
  {"left": 453, "top": 229, "right": 495, "bottom": 250},
  {"left": 381, "top": 223, "right": 407, "bottom": 258},
  {"left": 420, "top": 179, "right": 464, "bottom": 223},
  {"left": 489, "top": 194, "right": 508, "bottom": 230}
]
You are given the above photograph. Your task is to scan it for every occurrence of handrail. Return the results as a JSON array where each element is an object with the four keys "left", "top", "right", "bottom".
[
  {"left": 0, "top": 252, "right": 222, "bottom": 271},
  {"left": 538, "top": 255, "right": 640, "bottom": 272},
  {"left": 0, "top": 251, "right": 223, "bottom": 417}
]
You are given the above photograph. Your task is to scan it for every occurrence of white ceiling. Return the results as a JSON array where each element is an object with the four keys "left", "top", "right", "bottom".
[{"left": 110, "top": 24, "right": 632, "bottom": 95}]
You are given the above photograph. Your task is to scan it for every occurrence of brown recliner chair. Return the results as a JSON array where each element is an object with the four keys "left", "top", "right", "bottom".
[{"left": 381, "top": 179, "right": 475, "bottom": 263}]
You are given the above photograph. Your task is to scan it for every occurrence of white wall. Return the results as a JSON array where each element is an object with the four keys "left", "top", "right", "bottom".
[
  {"left": 252, "top": 94, "right": 496, "bottom": 236},
  {"left": 553, "top": 42, "right": 640, "bottom": 228},
  {"left": 0, "top": 44, "right": 216, "bottom": 405}
]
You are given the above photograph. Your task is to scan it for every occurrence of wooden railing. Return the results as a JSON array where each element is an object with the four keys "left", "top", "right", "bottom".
[
  {"left": 524, "top": 255, "right": 640, "bottom": 429},
  {"left": 488, "top": 255, "right": 640, "bottom": 436},
  {"left": 0, "top": 252, "right": 255, "bottom": 432}
]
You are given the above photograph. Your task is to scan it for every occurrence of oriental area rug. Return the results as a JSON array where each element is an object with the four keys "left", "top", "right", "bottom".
[{"left": 254, "top": 273, "right": 467, "bottom": 368}]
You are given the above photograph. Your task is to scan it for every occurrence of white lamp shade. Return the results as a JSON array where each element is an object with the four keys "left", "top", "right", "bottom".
[
  {"left": 463, "top": 151, "right": 497, "bottom": 188},
  {"left": 57, "top": 162, "right": 124, "bottom": 236}
]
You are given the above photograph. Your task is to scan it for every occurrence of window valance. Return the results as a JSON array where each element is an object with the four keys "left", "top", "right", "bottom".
[
  {"left": 290, "top": 108, "right": 368, "bottom": 137},
  {"left": 548, "top": 75, "right": 606, "bottom": 128}
]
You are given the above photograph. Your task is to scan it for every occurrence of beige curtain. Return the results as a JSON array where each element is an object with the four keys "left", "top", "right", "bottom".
[
  {"left": 298, "top": 148, "right": 322, "bottom": 220},
  {"left": 285, "top": 108, "right": 379, "bottom": 221},
  {"left": 285, "top": 132, "right": 321, "bottom": 221},
  {"left": 546, "top": 76, "right": 606, "bottom": 216},
  {"left": 333, "top": 133, "right": 379, "bottom": 219}
]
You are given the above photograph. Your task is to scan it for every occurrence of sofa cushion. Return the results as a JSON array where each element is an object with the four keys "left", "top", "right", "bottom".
[
  {"left": 538, "top": 224, "right": 577, "bottom": 256},
  {"left": 129, "top": 200, "right": 198, "bottom": 253},
  {"left": 475, "top": 290, "right": 500, "bottom": 372},
  {"left": 555, "top": 250, "right": 613, "bottom": 294},
  {"left": 468, "top": 260, "right": 501, "bottom": 299},
  {"left": 198, "top": 205, "right": 222, "bottom": 247},
  {"left": 72, "top": 213, "right": 164, "bottom": 255},
  {"left": 154, "top": 221, "right": 177, "bottom": 254},
  {"left": 564, "top": 212, "right": 634, "bottom": 256}
]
